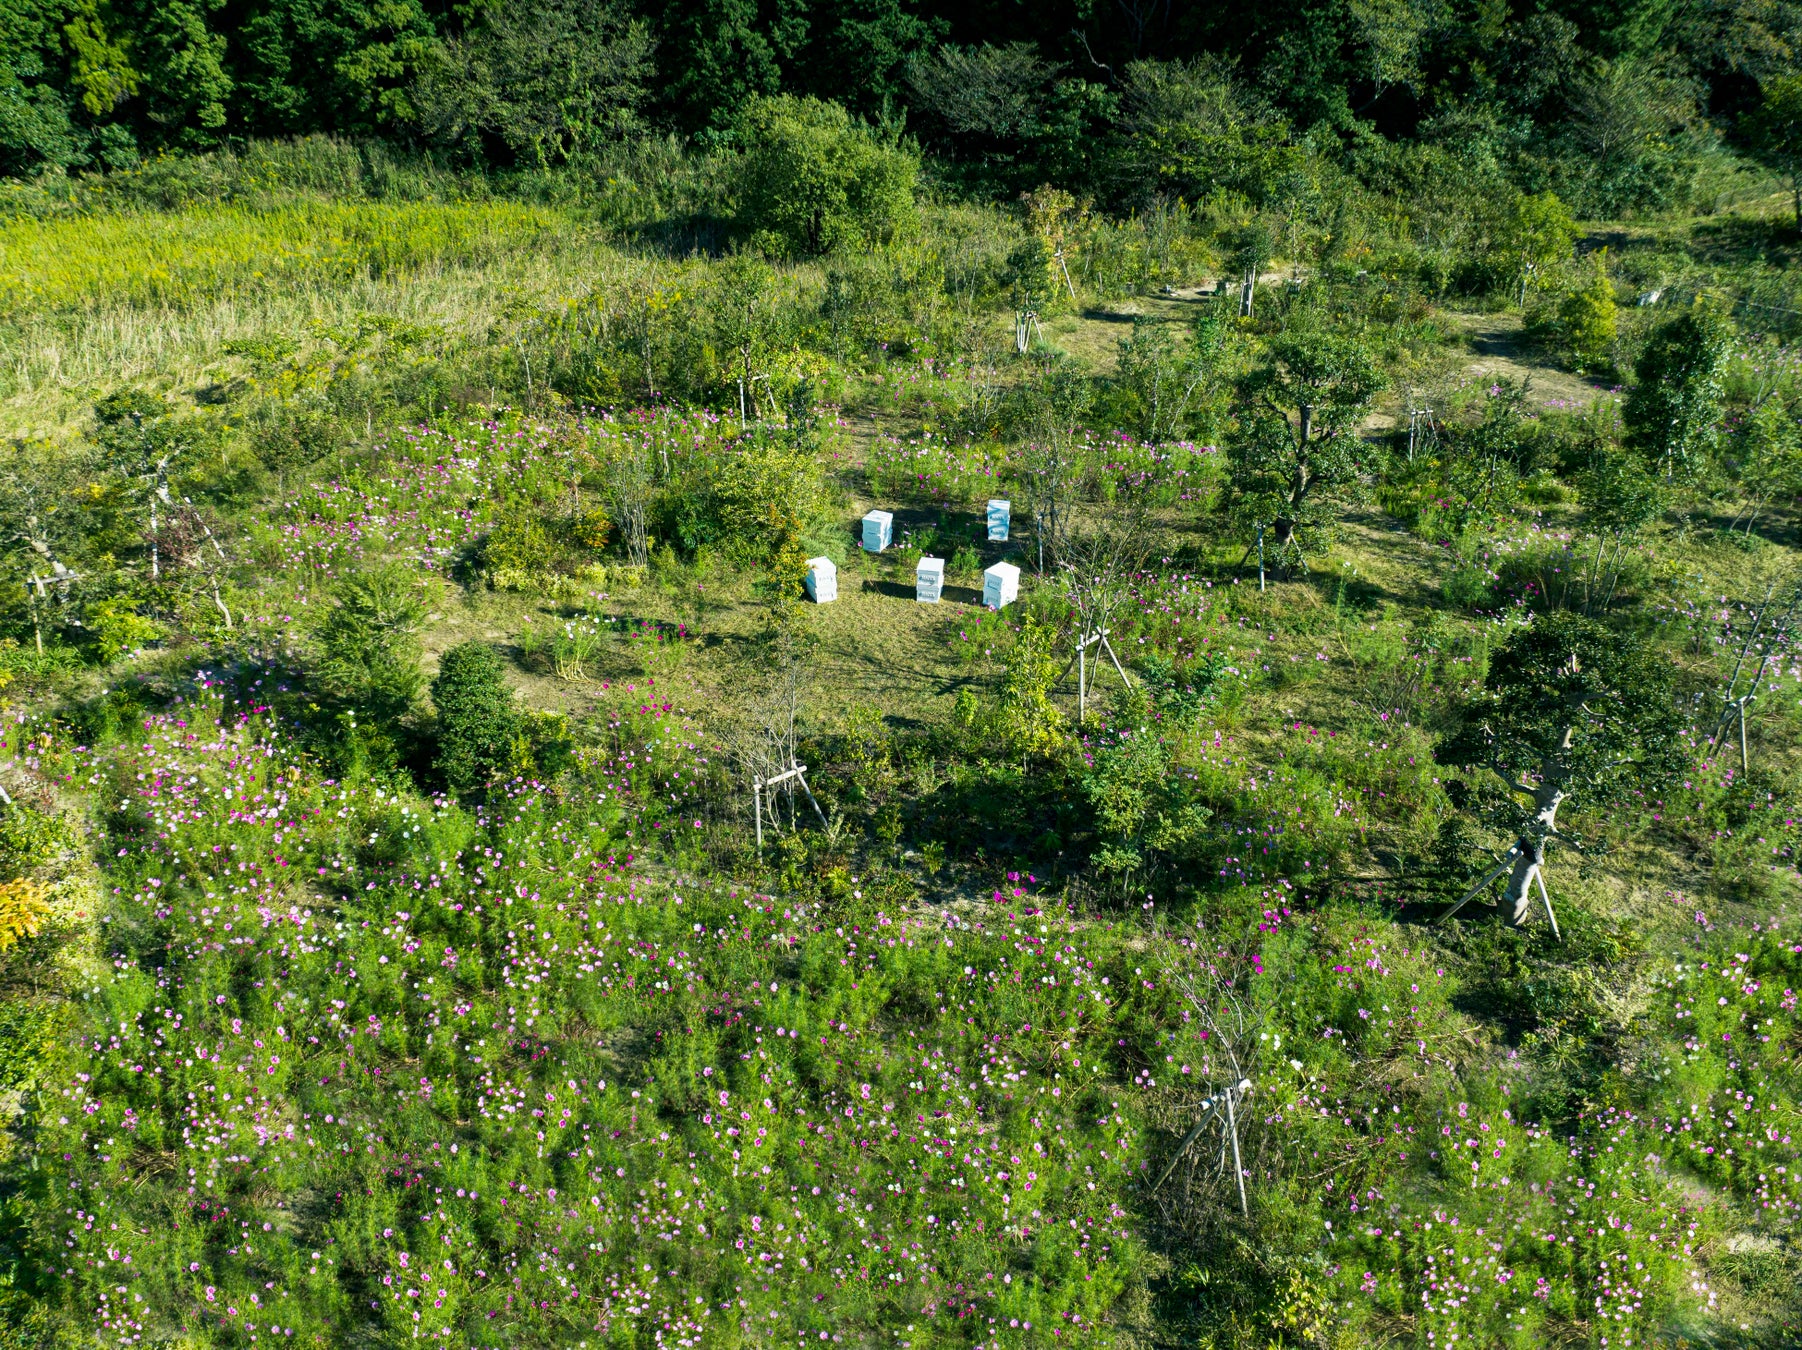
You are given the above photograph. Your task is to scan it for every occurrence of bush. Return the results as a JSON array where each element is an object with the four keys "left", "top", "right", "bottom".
[
  {"left": 1557, "top": 252, "right": 1618, "bottom": 373},
  {"left": 431, "top": 641, "right": 519, "bottom": 794},
  {"left": 708, "top": 433, "right": 826, "bottom": 566},
  {"left": 734, "top": 96, "right": 918, "bottom": 258}
]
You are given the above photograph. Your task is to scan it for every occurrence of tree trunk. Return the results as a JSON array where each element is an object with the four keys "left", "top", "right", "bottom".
[{"left": 1501, "top": 783, "right": 1564, "bottom": 925}]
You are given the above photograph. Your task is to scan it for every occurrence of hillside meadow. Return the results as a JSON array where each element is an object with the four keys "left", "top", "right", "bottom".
[{"left": 1, "top": 134, "right": 1802, "bottom": 1350}]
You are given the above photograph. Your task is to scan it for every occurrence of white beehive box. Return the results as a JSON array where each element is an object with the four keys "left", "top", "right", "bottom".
[
  {"left": 982, "top": 561, "right": 1020, "bottom": 611},
  {"left": 987, "top": 499, "right": 1011, "bottom": 542},
  {"left": 862, "top": 510, "right": 894, "bottom": 553},
  {"left": 916, "top": 556, "right": 945, "bottom": 603},
  {"left": 804, "top": 556, "right": 837, "bottom": 603}
]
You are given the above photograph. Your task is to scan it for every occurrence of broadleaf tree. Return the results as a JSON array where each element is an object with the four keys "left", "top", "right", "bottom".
[
  {"left": 1228, "top": 329, "right": 1384, "bottom": 572},
  {"left": 1439, "top": 612, "right": 1684, "bottom": 929}
]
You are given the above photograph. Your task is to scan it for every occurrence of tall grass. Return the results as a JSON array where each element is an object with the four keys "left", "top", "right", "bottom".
[{"left": 0, "top": 200, "right": 570, "bottom": 315}]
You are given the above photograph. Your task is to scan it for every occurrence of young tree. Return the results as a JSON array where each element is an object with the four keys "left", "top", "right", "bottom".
[
  {"left": 1057, "top": 500, "right": 1152, "bottom": 720},
  {"left": 1009, "top": 363, "right": 1092, "bottom": 575},
  {"left": 313, "top": 564, "right": 430, "bottom": 725},
  {"left": 1438, "top": 378, "right": 1538, "bottom": 531},
  {"left": 990, "top": 613, "right": 1066, "bottom": 766},
  {"left": 1557, "top": 249, "right": 1617, "bottom": 372},
  {"left": 0, "top": 439, "right": 96, "bottom": 656},
  {"left": 432, "top": 642, "right": 519, "bottom": 796},
  {"left": 1440, "top": 613, "right": 1684, "bottom": 930},
  {"left": 1622, "top": 304, "right": 1733, "bottom": 482},
  {"left": 1576, "top": 446, "right": 1664, "bottom": 614},
  {"left": 709, "top": 254, "right": 784, "bottom": 420},
  {"left": 94, "top": 389, "right": 184, "bottom": 581},
  {"left": 601, "top": 434, "right": 654, "bottom": 570},
  {"left": 1227, "top": 220, "right": 1275, "bottom": 316},
  {"left": 1112, "top": 313, "right": 1231, "bottom": 446},
  {"left": 1727, "top": 396, "right": 1802, "bottom": 538},
  {"left": 1229, "top": 330, "right": 1384, "bottom": 572},
  {"left": 1494, "top": 191, "right": 1575, "bottom": 307}
]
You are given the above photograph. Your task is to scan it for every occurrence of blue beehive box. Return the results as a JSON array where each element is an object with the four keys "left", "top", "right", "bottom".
[
  {"left": 986, "top": 499, "right": 1011, "bottom": 542},
  {"left": 862, "top": 510, "right": 894, "bottom": 553}
]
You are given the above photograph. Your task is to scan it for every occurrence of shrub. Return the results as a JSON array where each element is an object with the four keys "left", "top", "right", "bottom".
[
  {"left": 710, "top": 433, "right": 825, "bottom": 566},
  {"left": 0, "top": 802, "right": 77, "bottom": 877},
  {"left": 1558, "top": 251, "right": 1618, "bottom": 372},
  {"left": 0, "top": 879, "right": 50, "bottom": 950},
  {"left": 734, "top": 96, "right": 918, "bottom": 258},
  {"left": 431, "top": 641, "right": 519, "bottom": 794}
]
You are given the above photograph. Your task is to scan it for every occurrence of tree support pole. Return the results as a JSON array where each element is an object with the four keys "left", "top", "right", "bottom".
[{"left": 1225, "top": 1084, "right": 1248, "bottom": 1217}]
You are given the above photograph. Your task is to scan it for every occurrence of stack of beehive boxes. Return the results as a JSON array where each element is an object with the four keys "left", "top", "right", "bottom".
[
  {"left": 916, "top": 556, "right": 945, "bottom": 603},
  {"left": 982, "top": 561, "right": 1020, "bottom": 610},
  {"left": 804, "top": 557, "right": 837, "bottom": 603},
  {"left": 862, "top": 510, "right": 893, "bottom": 553}
]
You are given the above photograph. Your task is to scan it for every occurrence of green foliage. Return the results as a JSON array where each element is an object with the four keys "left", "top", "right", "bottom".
[
  {"left": 705, "top": 430, "right": 826, "bottom": 567},
  {"left": 989, "top": 612, "right": 1065, "bottom": 763},
  {"left": 431, "top": 640, "right": 518, "bottom": 794},
  {"left": 311, "top": 563, "right": 429, "bottom": 723},
  {"left": 733, "top": 95, "right": 918, "bottom": 258},
  {"left": 1494, "top": 191, "right": 1575, "bottom": 305},
  {"left": 1108, "top": 314, "right": 1232, "bottom": 445},
  {"left": 1623, "top": 304, "right": 1734, "bottom": 480},
  {"left": 1557, "top": 250, "right": 1619, "bottom": 371},
  {"left": 411, "top": 0, "right": 652, "bottom": 167},
  {"left": 1230, "top": 329, "right": 1385, "bottom": 560},
  {"left": 1081, "top": 728, "right": 1212, "bottom": 901},
  {"left": 246, "top": 399, "right": 341, "bottom": 486},
  {"left": 1432, "top": 379, "right": 1540, "bottom": 530},
  {"left": 1115, "top": 58, "right": 1298, "bottom": 206},
  {"left": 1441, "top": 611, "right": 1684, "bottom": 828},
  {"left": 1751, "top": 72, "right": 1802, "bottom": 229},
  {"left": 0, "top": 801, "right": 75, "bottom": 878}
]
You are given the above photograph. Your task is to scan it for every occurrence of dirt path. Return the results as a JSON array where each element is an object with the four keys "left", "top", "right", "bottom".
[{"left": 1444, "top": 311, "right": 1613, "bottom": 410}]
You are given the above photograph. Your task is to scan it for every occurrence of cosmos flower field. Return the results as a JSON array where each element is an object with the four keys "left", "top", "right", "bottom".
[{"left": 2, "top": 405, "right": 1796, "bottom": 1346}]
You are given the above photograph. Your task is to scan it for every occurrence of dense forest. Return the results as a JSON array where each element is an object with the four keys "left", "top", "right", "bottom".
[
  {"left": 5, "top": 1, "right": 1802, "bottom": 1348},
  {"left": 3, "top": 0, "right": 1801, "bottom": 216}
]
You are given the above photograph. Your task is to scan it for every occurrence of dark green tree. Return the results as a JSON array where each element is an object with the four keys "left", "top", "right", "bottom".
[
  {"left": 1229, "top": 330, "right": 1384, "bottom": 570},
  {"left": 411, "top": 0, "right": 653, "bottom": 166},
  {"left": 1749, "top": 72, "right": 1802, "bottom": 231},
  {"left": 1622, "top": 304, "right": 1732, "bottom": 481},
  {"left": 432, "top": 641, "right": 519, "bottom": 796},
  {"left": 1440, "top": 612, "right": 1683, "bottom": 931},
  {"left": 1116, "top": 58, "right": 1296, "bottom": 207}
]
